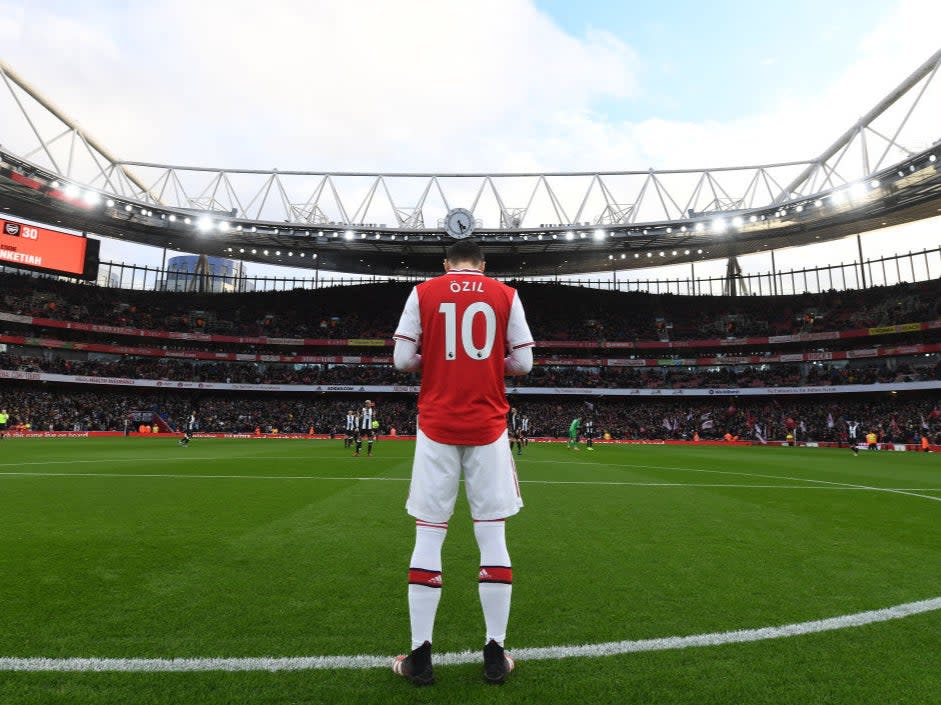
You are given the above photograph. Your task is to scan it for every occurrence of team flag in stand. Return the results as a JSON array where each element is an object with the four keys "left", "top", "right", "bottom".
[
  {"left": 827, "top": 413, "right": 835, "bottom": 429},
  {"left": 701, "top": 419, "right": 715, "bottom": 430}
]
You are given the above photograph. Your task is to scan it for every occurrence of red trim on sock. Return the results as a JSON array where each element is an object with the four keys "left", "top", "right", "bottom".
[
  {"left": 478, "top": 566, "right": 513, "bottom": 584},
  {"left": 408, "top": 568, "right": 443, "bottom": 587},
  {"left": 415, "top": 520, "right": 448, "bottom": 529}
]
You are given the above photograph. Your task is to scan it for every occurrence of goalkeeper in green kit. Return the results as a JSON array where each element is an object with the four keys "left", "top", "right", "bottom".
[{"left": 567, "top": 417, "right": 581, "bottom": 450}]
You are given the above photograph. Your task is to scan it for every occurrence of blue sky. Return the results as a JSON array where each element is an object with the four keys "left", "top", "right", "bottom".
[{"left": 538, "top": 0, "right": 893, "bottom": 124}]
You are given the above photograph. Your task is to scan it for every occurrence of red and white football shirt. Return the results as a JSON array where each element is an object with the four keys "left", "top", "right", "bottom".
[{"left": 393, "top": 268, "right": 534, "bottom": 446}]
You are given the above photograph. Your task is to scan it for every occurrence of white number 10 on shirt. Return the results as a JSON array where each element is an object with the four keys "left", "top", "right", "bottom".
[{"left": 438, "top": 302, "right": 496, "bottom": 361}]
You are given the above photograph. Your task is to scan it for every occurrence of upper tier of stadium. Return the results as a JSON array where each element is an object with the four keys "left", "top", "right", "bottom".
[{"left": 1, "top": 50, "right": 940, "bottom": 276}]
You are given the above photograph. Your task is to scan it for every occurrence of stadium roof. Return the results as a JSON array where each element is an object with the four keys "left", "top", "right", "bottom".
[{"left": 1, "top": 49, "right": 940, "bottom": 277}]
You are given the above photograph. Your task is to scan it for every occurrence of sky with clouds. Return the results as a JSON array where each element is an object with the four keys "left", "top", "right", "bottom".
[{"left": 0, "top": 0, "right": 939, "bottom": 284}]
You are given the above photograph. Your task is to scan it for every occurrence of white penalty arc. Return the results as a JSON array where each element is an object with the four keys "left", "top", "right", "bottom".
[{"left": 1, "top": 595, "right": 940, "bottom": 672}]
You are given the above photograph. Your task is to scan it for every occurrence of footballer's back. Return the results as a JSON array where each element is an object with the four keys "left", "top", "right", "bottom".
[{"left": 412, "top": 268, "right": 527, "bottom": 445}]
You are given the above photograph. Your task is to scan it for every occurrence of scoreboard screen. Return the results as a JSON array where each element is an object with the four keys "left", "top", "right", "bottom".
[{"left": 0, "top": 219, "right": 99, "bottom": 279}]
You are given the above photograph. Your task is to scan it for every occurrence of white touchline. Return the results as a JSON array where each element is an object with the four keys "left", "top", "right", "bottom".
[
  {"left": 1, "top": 596, "right": 939, "bottom": 672},
  {"left": 0, "top": 455, "right": 413, "bottom": 469}
]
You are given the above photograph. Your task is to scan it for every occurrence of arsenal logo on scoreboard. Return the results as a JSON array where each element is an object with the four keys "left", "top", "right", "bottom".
[{"left": 3, "top": 222, "right": 21, "bottom": 236}]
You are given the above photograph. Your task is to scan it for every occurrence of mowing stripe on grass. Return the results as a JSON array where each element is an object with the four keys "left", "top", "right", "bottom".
[
  {"left": 525, "top": 459, "right": 941, "bottom": 504},
  {"left": 1, "top": 470, "right": 940, "bottom": 492},
  {"left": 1, "top": 595, "right": 939, "bottom": 672}
]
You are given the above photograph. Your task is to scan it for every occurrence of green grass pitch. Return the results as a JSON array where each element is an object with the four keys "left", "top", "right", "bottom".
[{"left": 0, "top": 437, "right": 939, "bottom": 704}]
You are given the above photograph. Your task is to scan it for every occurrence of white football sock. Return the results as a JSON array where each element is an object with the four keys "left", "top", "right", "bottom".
[
  {"left": 475, "top": 520, "right": 512, "bottom": 646},
  {"left": 407, "top": 521, "right": 447, "bottom": 650}
]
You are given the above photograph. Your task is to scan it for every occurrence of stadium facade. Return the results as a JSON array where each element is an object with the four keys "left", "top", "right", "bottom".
[{"left": 0, "top": 51, "right": 938, "bottom": 446}]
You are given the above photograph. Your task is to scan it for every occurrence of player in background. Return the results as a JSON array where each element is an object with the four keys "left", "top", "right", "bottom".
[
  {"left": 344, "top": 409, "right": 357, "bottom": 448},
  {"left": 519, "top": 414, "right": 530, "bottom": 447},
  {"left": 567, "top": 417, "right": 581, "bottom": 450},
  {"left": 343, "top": 409, "right": 356, "bottom": 448},
  {"left": 354, "top": 401, "right": 376, "bottom": 457},
  {"left": 583, "top": 416, "right": 595, "bottom": 451},
  {"left": 866, "top": 430, "right": 879, "bottom": 450},
  {"left": 391, "top": 239, "right": 533, "bottom": 686},
  {"left": 508, "top": 408, "right": 524, "bottom": 456},
  {"left": 847, "top": 419, "right": 860, "bottom": 455},
  {"left": 179, "top": 411, "right": 196, "bottom": 446},
  {"left": 0, "top": 408, "right": 8, "bottom": 439}
]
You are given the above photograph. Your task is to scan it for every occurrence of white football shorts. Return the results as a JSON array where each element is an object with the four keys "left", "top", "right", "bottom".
[{"left": 406, "top": 428, "right": 523, "bottom": 523}]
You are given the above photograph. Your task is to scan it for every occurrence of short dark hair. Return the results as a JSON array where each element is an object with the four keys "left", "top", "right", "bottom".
[{"left": 445, "top": 239, "right": 484, "bottom": 266}]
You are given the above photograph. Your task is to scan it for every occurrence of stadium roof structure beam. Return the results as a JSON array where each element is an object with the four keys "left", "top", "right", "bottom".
[{"left": 1, "top": 51, "right": 941, "bottom": 276}]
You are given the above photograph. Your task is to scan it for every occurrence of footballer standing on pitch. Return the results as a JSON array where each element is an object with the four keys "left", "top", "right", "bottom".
[{"left": 391, "top": 239, "right": 534, "bottom": 685}]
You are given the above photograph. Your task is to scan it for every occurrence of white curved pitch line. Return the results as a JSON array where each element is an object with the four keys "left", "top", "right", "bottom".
[{"left": 2, "top": 596, "right": 940, "bottom": 672}]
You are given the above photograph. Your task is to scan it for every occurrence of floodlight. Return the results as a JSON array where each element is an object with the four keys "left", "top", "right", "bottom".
[
  {"left": 197, "top": 217, "right": 213, "bottom": 232},
  {"left": 565, "top": 231, "right": 574, "bottom": 240},
  {"left": 848, "top": 182, "right": 867, "bottom": 200},
  {"left": 344, "top": 230, "right": 354, "bottom": 240},
  {"left": 593, "top": 229, "right": 606, "bottom": 241}
]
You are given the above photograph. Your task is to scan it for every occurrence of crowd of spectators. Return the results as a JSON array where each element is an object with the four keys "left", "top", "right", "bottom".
[
  {"left": 0, "top": 384, "right": 937, "bottom": 444},
  {"left": 3, "top": 271, "right": 939, "bottom": 344},
  {"left": 2, "top": 353, "right": 938, "bottom": 389}
]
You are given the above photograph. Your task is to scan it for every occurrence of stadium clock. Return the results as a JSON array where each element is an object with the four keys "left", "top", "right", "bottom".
[{"left": 443, "top": 208, "right": 475, "bottom": 239}]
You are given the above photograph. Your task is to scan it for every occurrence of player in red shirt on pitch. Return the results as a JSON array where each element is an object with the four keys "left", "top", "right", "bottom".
[{"left": 390, "top": 239, "right": 534, "bottom": 686}]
